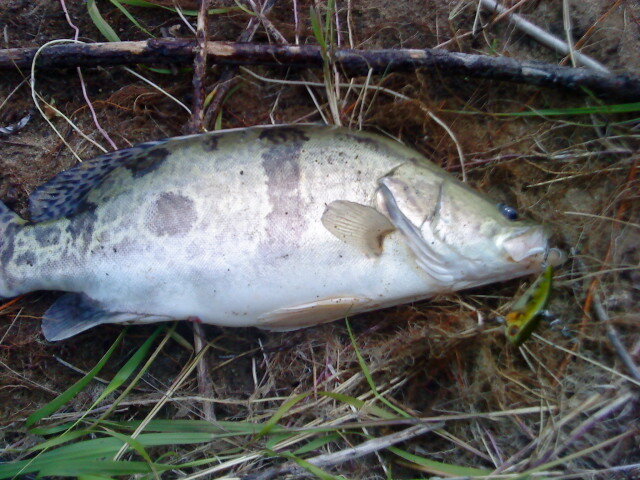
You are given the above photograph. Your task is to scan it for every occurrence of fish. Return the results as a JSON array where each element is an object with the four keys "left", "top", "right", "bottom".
[{"left": 0, "top": 125, "right": 564, "bottom": 341}]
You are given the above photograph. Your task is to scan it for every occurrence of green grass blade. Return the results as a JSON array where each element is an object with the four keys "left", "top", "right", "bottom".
[
  {"left": 309, "top": 6, "right": 327, "bottom": 54},
  {"left": 87, "top": 0, "right": 121, "bottom": 42},
  {"left": 93, "top": 325, "right": 174, "bottom": 424},
  {"left": 47, "top": 432, "right": 217, "bottom": 455},
  {"left": 93, "top": 326, "right": 164, "bottom": 405},
  {"left": 259, "top": 388, "right": 399, "bottom": 439},
  {"left": 265, "top": 431, "right": 297, "bottom": 450},
  {"left": 258, "top": 392, "right": 310, "bottom": 437},
  {"left": 214, "top": 110, "right": 223, "bottom": 130},
  {"left": 388, "top": 445, "right": 490, "bottom": 477},
  {"left": 109, "top": 0, "right": 154, "bottom": 37},
  {"left": 345, "top": 319, "right": 411, "bottom": 418},
  {"left": 118, "top": 0, "right": 241, "bottom": 16},
  {"left": 30, "top": 423, "right": 78, "bottom": 436},
  {"left": 98, "top": 418, "right": 284, "bottom": 434},
  {"left": 0, "top": 460, "right": 150, "bottom": 479},
  {"left": 449, "top": 102, "right": 640, "bottom": 117},
  {"left": 325, "top": 0, "right": 335, "bottom": 51},
  {"left": 26, "top": 330, "right": 126, "bottom": 428},
  {"left": 293, "top": 434, "right": 341, "bottom": 455},
  {"left": 282, "top": 452, "right": 349, "bottom": 480},
  {"left": 101, "top": 429, "right": 160, "bottom": 479},
  {"left": 319, "top": 391, "right": 396, "bottom": 419},
  {"left": 78, "top": 475, "right": 116, "bottom": 480},
  {"left": 37, "top": 460, "right": 165, "bottom": 477},
  {"left": 101, "top": 430, "right": 156, "bottom": 465},
  {"left": 232, "top": 0, "right": 255, "bottom": 16},
  {"left": 0, "top": 432, "right": 219, "bottom": 478},
  {"left": 30, "top": 430, "right": 97, "bottom": 451},
  {"left": 501, "top": 102, "right": 640, "bottom": 116}
]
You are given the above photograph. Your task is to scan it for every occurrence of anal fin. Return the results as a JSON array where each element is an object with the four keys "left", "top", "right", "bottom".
[
  {"left": 258, "top": 296, "right": 371, "bottom": 331},
  {"left": 42, "top": 293, "right": 172, "bottom": 341}
]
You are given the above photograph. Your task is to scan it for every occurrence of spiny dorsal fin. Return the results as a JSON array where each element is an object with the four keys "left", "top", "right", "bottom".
[
  {"left": 28, "top": 138, "right": 172, "bottom": 222},
  {"left": 321, "top": 200, "right": 395, "bottom": 257},
  {"left": 0, "top": 200, "right": 24, "bottom": 227}
]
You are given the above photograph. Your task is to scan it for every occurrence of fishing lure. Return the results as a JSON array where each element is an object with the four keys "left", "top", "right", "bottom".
[{"left": 505, "top": 265, "right": 554, "bottom": 346}]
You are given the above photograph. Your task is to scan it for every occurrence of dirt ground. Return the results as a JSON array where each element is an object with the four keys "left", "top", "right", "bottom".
[{"left": 0, "top": 0, "right": 639, "bottom": 478}]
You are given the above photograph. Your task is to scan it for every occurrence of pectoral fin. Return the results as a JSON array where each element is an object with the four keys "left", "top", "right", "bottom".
[
  {"left": 258, "top": 296, "right": 371, "bottom": 331},
  {"left": 321, "top": 200, "right": 395, "bottom": 256},
  {"left": 42, "top": 293, "right": 172, "bottom": 341}
]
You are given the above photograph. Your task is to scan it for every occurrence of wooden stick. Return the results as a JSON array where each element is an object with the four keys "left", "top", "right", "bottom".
[
  {"left": 192, "top": 322, "right": 216, "bottom": 422},
  {"left": 3, "top": 39, "right": 640, "bottom": 100},
  {"left": 189, "top": 0, "right": 212, "bottom": 133}
]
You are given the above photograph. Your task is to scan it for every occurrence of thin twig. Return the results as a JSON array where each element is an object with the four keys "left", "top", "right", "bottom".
[
  {"left": 534, "top": 334, "right": 640, "bottom": 388},
  {"left": 560, "top": 0, "right": 626, "bottom": 67},
  {"left": 530, "top": 391, "right": 634, "bottom": 468},
  {"left": 59, "top": 0, "right": 117, "bottom": 149},
  {"left": 0, "top": 77, "right": 28, "bottom": 114},
  {"left": 423, "top": 108, "right": 467, "bottom": 182},
  {"left": 562, "top": 0, "right": 576, "bottom": 68},
  {"left": 29, "top": 39, "right": 99, "bottom": 163},
  {"left": 123, "top": 65, "right": 191, "bottom": 114},
  {"left": 592, "top": 293, "right": 640, "bottom": 381},
  {"left": 478, "top": 0, "right": 609, "bottom": 72}
]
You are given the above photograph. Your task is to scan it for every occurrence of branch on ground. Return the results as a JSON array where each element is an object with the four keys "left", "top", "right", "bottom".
[{"left": 3, "top": 39, "right": 640, "bottom": 100}]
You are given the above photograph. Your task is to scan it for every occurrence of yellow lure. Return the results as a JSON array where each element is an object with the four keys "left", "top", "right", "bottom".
[{"left": 505, "top": 266, "right": 553, "bottom": 346}]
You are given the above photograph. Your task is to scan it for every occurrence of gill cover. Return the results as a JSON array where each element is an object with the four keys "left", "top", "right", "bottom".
[{"left": 377, "top": 164, "right": 459, "bottom": 283}]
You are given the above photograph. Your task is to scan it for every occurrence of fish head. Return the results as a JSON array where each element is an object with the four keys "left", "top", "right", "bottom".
[{"left": 377, "top": 162, "right": 565, "bottom": 287}]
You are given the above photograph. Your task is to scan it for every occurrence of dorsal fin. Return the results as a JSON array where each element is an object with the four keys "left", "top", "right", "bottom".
[{"left": 28, "top": 138, "right": 172, "bottom": 222}]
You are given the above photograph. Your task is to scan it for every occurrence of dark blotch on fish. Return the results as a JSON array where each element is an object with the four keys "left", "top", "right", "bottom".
[
  {"left": 202, "top": 135, "right": 219, "bottom": 152},
  {"left": 343, "top": 133, "right": 379, "bottom": 148},
  {"left": 16, "top": 251, "right": 36, "bottom": 267},
  {"left": 260, "top": 137, "right": 308, "bottom": 254},
  {"left": 35, "top": 226, "right": 62, "bottom": 247},
  {"left": 126, "top": 148, "right": 170, "bottom": 178},
  {"left": 259, "top": 127, "right": 310, "bottom": 145},
  {"left": 145, "top": 192, "right": 197, "bottom": 237},
  {"left": 0, "top": 223, "right": 17, "bottom": 264},
  {"left": 66, "top": 210, "right": 98, "bottom": 253},
  {"left": 0, "top": 223, "right": 18, "bottom": 289}
]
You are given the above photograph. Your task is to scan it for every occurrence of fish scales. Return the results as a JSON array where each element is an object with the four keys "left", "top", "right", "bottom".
[{"left": 0, "top": 125, "right": 563, "bottom": 340}]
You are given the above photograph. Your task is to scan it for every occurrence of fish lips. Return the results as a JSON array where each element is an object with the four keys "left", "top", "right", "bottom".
[{"left": 503, "top": 226, "right": 566, "bottom": 267}]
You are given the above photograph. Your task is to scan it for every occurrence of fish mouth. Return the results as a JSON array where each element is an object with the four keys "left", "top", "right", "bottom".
[{"left": 503, "top": 226, "right": 566, "bottom": 267}]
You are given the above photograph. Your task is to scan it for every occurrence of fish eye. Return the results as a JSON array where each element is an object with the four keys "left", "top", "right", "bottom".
[{"left": 498, "top": 203, "right": 519, "bottom": 221}]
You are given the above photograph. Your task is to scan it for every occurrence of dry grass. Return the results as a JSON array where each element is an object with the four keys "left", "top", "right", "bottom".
[{"left": 1, "top": 0, "right": 639, "bottom": 478}]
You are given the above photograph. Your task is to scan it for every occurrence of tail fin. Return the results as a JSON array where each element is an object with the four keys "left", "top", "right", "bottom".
[{"left": 0, "top": 200, "right": 25, "bottom": 300}]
